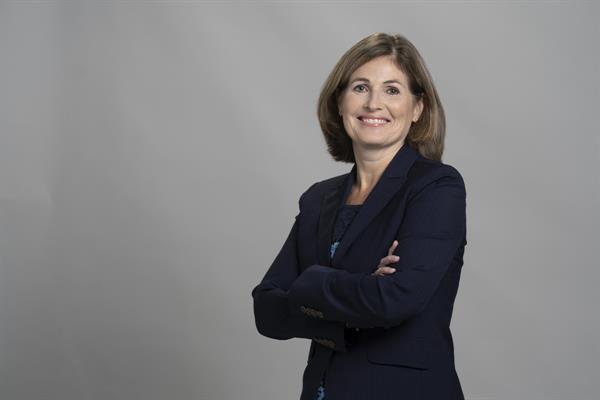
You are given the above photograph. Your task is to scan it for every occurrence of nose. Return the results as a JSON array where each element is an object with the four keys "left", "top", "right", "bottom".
[{"left": 364, "top": 90, "right": 383, "bottom": 110}]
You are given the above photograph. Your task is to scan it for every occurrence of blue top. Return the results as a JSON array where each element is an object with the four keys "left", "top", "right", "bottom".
[{"left": 329, "top": 204, "right": 362, "bottom": 260}]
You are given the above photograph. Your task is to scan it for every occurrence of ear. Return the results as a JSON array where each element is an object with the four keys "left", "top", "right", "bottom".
[{"left": 412, "top": 97, "right": 424, "bottom": 122}]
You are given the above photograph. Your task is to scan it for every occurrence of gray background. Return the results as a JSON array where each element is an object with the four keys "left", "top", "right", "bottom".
[{"left": 1, "top": 1, "right": 598, "bottom": 399}]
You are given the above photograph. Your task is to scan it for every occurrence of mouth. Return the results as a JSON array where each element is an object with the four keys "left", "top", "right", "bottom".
[{"left": 357, "top": 116, "right": 390, "bottom": 127}]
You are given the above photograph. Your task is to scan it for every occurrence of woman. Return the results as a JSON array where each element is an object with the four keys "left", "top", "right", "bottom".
[{"left": 252, "top": 33, "right": 467, "bottom": 400}]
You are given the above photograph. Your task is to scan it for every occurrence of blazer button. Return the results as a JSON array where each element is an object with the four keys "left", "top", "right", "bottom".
[
  {"left": 301, "top": 306, "right": 324, "bottom": 319},
  {"left": 313, "top": 337, "right": 335, "bottom": 349}
]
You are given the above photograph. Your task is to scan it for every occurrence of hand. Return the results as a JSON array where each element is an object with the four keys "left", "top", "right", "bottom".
[{"left": 371, "top": 240, "right": 400, "bottom": 277}]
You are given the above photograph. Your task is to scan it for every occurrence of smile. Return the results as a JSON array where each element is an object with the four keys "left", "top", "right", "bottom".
[{"left": 358, "top": 117, "right": 390, "bottom": 127}]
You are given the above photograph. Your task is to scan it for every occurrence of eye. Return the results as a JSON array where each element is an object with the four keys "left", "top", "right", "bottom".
[
  {"left": 352, "top": 84, "right": 368, "bottom": 93},
  {"left": 386, "top": 87, "right": 400, "bottom": 95}
]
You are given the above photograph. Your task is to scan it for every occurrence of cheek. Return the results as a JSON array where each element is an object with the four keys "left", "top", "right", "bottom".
[
  {"left": 391, "top": 103, "right": 414, "bottom": 119},
  {"left": 341, "top": 93, "right": 363, "bottom": 111}
]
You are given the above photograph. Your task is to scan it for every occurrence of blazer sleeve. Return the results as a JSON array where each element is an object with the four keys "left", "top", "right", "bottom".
[
  {"left": 287, "top": 170, "right": 466, "bottom": 328},
  {"left": 251, "top": 184, "right": 347, "bottom": 352}
]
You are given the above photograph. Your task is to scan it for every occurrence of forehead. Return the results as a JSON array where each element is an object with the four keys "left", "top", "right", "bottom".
[{"left": 349, "top": 56, "right": 408, "bottom": 83}]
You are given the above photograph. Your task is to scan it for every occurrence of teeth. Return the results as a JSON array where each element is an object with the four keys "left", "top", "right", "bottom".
[{"left": 362, "top": 118, "right": 388, "bottom": 123}]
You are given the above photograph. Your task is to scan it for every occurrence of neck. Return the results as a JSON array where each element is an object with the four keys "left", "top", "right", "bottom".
[{"left": 352, "top": 141, "right": 404, "bottom": 192}]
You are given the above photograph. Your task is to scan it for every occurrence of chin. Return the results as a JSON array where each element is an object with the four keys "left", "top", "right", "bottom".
[
  {"left": 353, "top": 140, "right": 388, "bottom": 150},
  {"left": 356, "top": 136, "right": 406, "bottom": 150}
]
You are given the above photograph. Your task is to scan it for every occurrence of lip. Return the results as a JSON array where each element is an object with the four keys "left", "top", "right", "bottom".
[
  {"left": 358, "top": 115, "right": 390, "bottom": 121},
  {"left": 358, "top": 116, "right": 390, "bottom": 127}
]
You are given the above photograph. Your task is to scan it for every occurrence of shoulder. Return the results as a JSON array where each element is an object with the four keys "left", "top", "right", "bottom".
[
  {"left": 298, "top": 155, "right": 466, "bottom": 204},
  {"left": 298, "top": 172, "right": 347, "bottom": 205},
  {"left": 409, "top": 154, "right": 464, "bottom": 181},
  {"left": 407, "top": 156, "right": 466, "bottom": 200}
]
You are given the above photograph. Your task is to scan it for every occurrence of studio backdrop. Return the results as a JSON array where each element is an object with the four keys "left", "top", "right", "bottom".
[{"left": 0, "top": 2, "right": 598, "bottom": 399}]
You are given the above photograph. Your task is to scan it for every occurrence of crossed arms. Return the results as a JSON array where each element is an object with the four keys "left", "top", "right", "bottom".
[{"left": 251, "top": 173, "right": 466, "bottom": 352}]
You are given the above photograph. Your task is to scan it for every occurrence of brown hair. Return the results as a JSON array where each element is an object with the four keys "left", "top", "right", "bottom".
[{"left": 317, "top": 33, "right": 446, "bottom": 162}]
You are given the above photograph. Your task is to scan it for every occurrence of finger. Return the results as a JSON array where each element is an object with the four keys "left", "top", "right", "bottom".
[
  {"left": 387, "top": 240, "right": 399, "bottom": 256},
  {"left": 374, "top": 266, "right": 396, "bottom": 275},
  {"left": 379, "top": 254, "right": 400, "bottom": 265},
  {"left": 373, "top": 269, "right": 394, "bottom": 276}
]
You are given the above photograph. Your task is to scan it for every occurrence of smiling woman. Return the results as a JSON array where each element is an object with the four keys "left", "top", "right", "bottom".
[
  {"left": 318, "top": 33, "right": 445, "bottom": 165},
  {"left": 252, "top": 32, "right": 466, "bottom": 400},
  {"left": 337, "top": 57, "right": 424, "bottom": 153}
]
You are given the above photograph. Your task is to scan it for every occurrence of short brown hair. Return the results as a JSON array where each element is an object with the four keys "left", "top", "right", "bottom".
[{"left": 317, "top": 33, "right": 446, "bottom": 162}]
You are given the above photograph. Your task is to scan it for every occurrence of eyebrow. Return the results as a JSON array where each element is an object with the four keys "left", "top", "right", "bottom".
[{"left": 349, "top": 77, "right": 406, "bottom": 88}]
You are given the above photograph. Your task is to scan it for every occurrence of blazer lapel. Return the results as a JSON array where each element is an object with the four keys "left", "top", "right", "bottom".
[{"left": 317, "top": 144, "right": 420, "bottom": 268}]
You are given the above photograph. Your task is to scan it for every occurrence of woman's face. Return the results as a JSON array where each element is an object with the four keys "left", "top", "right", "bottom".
[{"left": 338, "top": 56, "right": 423, "bottom": 152}]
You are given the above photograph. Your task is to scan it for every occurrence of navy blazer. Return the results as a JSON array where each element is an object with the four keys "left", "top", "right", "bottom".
[{"left": 252, "top": 143, "right": 467, "bottom": 400}]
